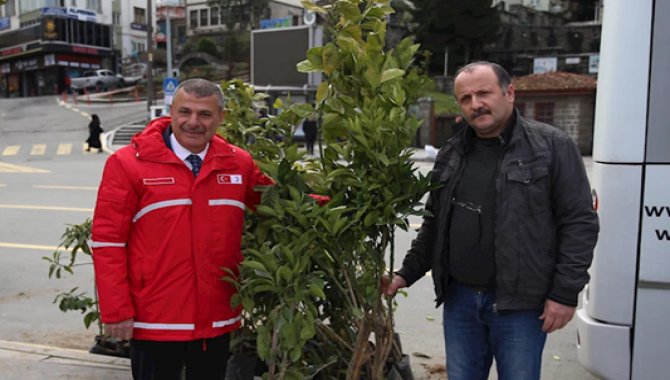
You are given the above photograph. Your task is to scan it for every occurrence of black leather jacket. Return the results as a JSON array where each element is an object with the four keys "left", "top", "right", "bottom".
[{"left": 398, "top": 111, "right": 599, "bottom": 311}]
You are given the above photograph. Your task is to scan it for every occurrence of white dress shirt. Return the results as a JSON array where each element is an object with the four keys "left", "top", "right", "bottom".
[{"left": 170, "top": 133, "right": 209, "bottom": 171}]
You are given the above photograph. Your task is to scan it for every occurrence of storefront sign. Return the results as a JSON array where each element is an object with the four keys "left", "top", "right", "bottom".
[
  {"left": 0, "top": 17, "right": 10, "bottom": 31},
  {"left": 131, "top": 23, "right": 148, "bottom": 31},
  {"left": 66, "top": 7, "right": 97, "bottom": 22},
  {"left": 41, "top": 7, "right": 96, "bottom": 23},
  {"left": 16, "top": 58, "right": 39, "bottom": 71},
  {"left": 71, "top": 46, "right": 98, "bottom": 55},
  {"left": 54, "top": 54, "right": 102, "bottom": 69},
  {"left": 43, "top": 18, "right": 58, "bottom": 39},
  {"left": 1, "top": 46, "right": 24, "bottom": 57},
  {"left": 533, "top": 57, "right": 558, "bottom": 74},
  {"left": 42, "top": 7, "right": 68, "bottom": 17},
  {"left": 260, "top": 16, "right": 293, "bottom": 29},
  {"left": 44, "top": 54, "right": 56, "bottom": 66}
]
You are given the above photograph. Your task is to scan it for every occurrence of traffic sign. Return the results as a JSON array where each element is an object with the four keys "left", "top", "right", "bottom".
[{"left": 163, "top": 77, "right": 179, "bottom": 106}]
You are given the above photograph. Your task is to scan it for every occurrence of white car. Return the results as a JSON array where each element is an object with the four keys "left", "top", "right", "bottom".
[{"left": 70, "top": 69, "right": 126, "bottom": 91}]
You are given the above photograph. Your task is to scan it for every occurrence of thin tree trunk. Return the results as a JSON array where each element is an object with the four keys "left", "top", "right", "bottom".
[{"left": 346, "top": 318, "right": 372, "bottom": 380}]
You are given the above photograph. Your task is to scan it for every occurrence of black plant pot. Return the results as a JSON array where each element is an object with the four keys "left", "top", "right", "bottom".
[
  {"left": 387, "top": 354, "right": 414, "bottom": 380},
  {"left": 89, "top": 335, "right": 130, "bottom": 358},
  {"left": 226, "top": 353, "right": 267, "bottom": 380}
]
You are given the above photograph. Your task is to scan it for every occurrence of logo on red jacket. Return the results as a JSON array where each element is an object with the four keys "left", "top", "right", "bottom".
[{"left": 217, "top": 174, "right": 243, "bottom": 185}]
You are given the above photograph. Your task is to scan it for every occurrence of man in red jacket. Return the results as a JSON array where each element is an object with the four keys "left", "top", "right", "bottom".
[{"left": 91, "top": 78, "right": 272, "bottom": 379}]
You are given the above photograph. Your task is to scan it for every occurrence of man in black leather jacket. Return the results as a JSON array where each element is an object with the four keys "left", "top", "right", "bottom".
[{"left": 383, "top": 62, "right": 599, "bottom": 380}]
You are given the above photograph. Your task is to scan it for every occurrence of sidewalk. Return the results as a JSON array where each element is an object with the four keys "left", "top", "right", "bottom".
[
  {"left": 0, "top": 340, "right": 441, "bottom": 379},
  {"left": 0, "top": 340, "right": 130, "bottom": 379}
]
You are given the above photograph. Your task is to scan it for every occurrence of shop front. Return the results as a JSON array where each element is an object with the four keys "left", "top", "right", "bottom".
[{"left": 0, "top": 12, "right": 113, "bottom": 98}]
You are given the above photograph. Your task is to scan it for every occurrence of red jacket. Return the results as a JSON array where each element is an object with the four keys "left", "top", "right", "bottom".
[{"left": 91, "top": 117, "right": 272, "bottom": 341}]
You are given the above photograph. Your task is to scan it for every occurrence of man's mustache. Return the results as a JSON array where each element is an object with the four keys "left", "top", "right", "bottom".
[{"left": 472, "top": 108, "right": 490, "bottom": 118}]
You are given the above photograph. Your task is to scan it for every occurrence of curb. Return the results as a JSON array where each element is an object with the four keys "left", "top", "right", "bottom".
[{"left": 0, "top": 340, "right": 130, "bottom": 370}]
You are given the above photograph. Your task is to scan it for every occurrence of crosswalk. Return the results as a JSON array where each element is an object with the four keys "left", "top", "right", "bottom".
[{"left": 1, "top": 143, "right": 104, "bottom": 158}]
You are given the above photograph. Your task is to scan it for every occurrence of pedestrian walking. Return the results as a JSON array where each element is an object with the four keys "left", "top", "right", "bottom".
[
  {"left": 302, "top": 116, "right": 318, "bottom": 155},
  {"left": 86, "top": 114, "right": 104, "bottom": 153},
  {"left": 383, "top": 61, "right": 599, "bottom": 380},
  {"left": 90, "top": 78, "right": 273, "bottom": 380}
]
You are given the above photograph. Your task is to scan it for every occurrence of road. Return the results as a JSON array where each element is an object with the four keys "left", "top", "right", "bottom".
[
  {"left": 0, "top": 96, "right": 598, "bottom": 379},
  {"left": 0, "top": 96, "right": 146, "bottom": 350}
]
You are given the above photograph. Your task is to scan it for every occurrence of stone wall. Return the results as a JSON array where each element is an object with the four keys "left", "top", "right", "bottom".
[{"left": 516, "top": 92, "right": 595, "bottom": 155}]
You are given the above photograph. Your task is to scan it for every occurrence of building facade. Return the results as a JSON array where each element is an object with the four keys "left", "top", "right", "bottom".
[
  {"left": 483, "top": 4, "right": 602, "bottom": 77},
  {"left": 0, "top": 0, "right": 156, "bottom": 97}
]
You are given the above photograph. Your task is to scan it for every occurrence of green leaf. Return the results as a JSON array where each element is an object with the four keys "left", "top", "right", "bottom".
[
  {"left": 307, "top": 46, "right": 323, "bottom": 68},
  {"left": 336, "top": 1, "right": 362, "bottom": 21},
  {"left": 242, "top": 261, "right": 268, "bottom": 272},
  {"left": 288, "top": 186, "right": 302, "bottom": 202},
  {"left": 316, "top": 81, "right": 329, "bottom": 104},
  {"left": 322, "top": 43, "right": 339, "bottom": 75},
  {"left": 83, "top": 311, "right": 98, "bottom": 329},
  {"left": 364, "top": 211, "right": 379, "bottom": 227},
  {"left": 297, "top": 59, "right": 319, "bottom": 73},
  {"left": 301, "top": 0, "right": 324, "bottom": 13},
  {"left": 300, "top": 323, "right": 316, "bottom": 340},
  {"left": 381, "top": 68, "right": 405, "bottom": 83},
  {"left": 273, "top": 97, "right": 284, "bottom": 110},
  {"left": 278, "top": 266, "right": 292, "bottom": 283},
  {"left": 308, "top": 283, "right": 326, "bottom": 299},
  {"left": 255, "top": 205, "right": 279, "bottom": 218}
]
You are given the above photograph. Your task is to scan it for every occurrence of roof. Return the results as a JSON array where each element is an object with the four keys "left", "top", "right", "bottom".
[{"left": 513, "top": 71, "right": 597, "bottom": 93}]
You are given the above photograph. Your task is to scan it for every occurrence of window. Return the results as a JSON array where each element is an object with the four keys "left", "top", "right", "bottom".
[
  {"left": 210, "top": 7, "right": 219, "bottom": 25},
  {"left": 132, "top": 41, "right": 146, "bottom": 53},
  {"left": 200, "top": 9, "right": 209, "bottom": 27},
  {"left": 113, "top": 11, "right": 120, "bottom": 25},
  {"left": 190, "top": 10, "right": 197, "bottom": 28},
  {"left": 534, "top": 102, "right": 555, "bottom": 125},
  {"left": 517, "top": 102, "right": 526, "bottom": 116},
  {"left": 134, "top": 7, "right": 146, "bottom": 24},
  {"left": 86, "top": 0, "right": 101, "bottom": 12}
]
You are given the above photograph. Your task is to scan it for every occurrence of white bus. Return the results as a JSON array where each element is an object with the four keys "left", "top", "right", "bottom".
[{"left": 575, "top": 0, "right": 670, "bottom": 379}]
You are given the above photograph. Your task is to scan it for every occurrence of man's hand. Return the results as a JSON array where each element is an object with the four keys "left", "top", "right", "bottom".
[
  {"left": 105, "top": 319, "right": 134, "bottom": 340},
  {"left": 539, "top": 300, "right": 575, "bottom": 333},
  {"left": 381, "top": 273, "right": 407, "bottom": 297}
]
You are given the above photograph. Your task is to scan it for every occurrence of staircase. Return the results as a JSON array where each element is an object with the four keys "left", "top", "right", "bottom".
[{"left": 111, "top": 122, "right": 146, "bottom": 146}]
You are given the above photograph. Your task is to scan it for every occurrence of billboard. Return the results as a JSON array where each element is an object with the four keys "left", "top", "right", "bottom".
[{"left": 251, "top": 25, "right": 322, "bottom": 87}]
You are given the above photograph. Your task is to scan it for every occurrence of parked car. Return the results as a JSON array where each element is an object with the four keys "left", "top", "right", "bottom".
[
  {"left": 122, "top": 63, "right": 147, "bottom": 86},
  {"left": 70, "top": 69, "right": 126, "bottom": 92}
]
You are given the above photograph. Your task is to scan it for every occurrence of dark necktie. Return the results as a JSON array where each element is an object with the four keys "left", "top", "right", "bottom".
[{"left": 186, "top": 154, "right": 202, "bottom": 177}]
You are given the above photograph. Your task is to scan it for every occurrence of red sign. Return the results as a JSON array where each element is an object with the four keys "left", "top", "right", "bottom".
[
  {"left": 71, "top": 46, "right": 98, "bottom": 55},
  {"left": 1, "top": 46, "right": 23, "bottom": 57}
]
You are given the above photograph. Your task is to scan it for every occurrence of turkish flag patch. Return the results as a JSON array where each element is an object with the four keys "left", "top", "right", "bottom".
[{"left": 217, "top": 174, "right": 243, "bottom": 185}]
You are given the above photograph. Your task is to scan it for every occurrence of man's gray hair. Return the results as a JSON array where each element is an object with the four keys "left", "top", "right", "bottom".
[
  {"left": 174, "top": 78, "right": 225, "bottom": 110},
  {"left": 455, "top": 61, "right": 512, "bottom": 90}
]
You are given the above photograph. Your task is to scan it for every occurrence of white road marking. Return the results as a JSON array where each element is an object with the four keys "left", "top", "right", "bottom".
[
  {"left": 0, "top": 241, "right": 68, "bottom": 252},
  {"left": 33, "top": 185, "right": 98, "bottom": 191},
  {"left": 2, "top": 146, "right": 19, "bottom": 156},
  {"left": 56, "top": 143, "right": 72, "bottom": 155},
  {"left": 30, "top": 144, "right": 47, "bottom": 155},
  {"left": 0, "top": 162, "right": 50, "bottom": 173},
  {"left": 0, "top": 204, "right": 93, "bottom": 212}
]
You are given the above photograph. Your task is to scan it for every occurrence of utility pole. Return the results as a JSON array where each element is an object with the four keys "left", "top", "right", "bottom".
[
  {"left": 166, "top": 5, "right": 173, "bottom": 78},
  {"left": 146, "top": 0, "right": 154, "bottom": 115}
]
